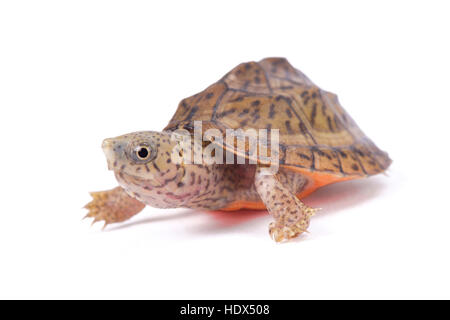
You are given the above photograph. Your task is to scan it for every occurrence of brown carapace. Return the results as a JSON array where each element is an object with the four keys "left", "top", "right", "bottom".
[
  {"left": 165, "top": 57, "right": 391, "bottom": 209},
  {"left": 85, "top": 57, "right": 391, "bottom": 242}
]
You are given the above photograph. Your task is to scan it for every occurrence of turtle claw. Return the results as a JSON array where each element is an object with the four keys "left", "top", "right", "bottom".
[
  {"left": 269, "top": 215, "right": 312, "bottom": 243},
  {"left": 268, "top": 204, "right": 317, "bottom": 243},
  {"left": 84, "top": 187, "right": 145, "bottom": 227}
]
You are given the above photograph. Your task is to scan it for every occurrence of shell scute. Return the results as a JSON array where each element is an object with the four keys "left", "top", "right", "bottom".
[
  {"left": 166, "top": 82, "right": 227, "bottom": 130},
  {"left": 258, "top": 57, "right": 314, "bottom": 88},
  {"left": 311, "top": 147, "right": 343, "bottom": 174},
  {"left": 222, "top": 61, "right": 271, "bottom": 94}
]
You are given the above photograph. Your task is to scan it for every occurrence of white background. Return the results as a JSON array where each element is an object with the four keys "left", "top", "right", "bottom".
[{"left": 1, "top": 1, "right": 449, "bottom": 299}]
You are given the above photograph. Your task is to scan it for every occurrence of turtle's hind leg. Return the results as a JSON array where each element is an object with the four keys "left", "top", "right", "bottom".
[
  {"left": 84, "top": 186, "right": 145, "bottom": 228},
  {"left": 254, "top": 167, "right": 318, "bottom": 242}
]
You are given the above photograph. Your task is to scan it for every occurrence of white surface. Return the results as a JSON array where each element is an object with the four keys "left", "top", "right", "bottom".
[{"left": 1, "top": 1, "right": 449, "bottom": 299}]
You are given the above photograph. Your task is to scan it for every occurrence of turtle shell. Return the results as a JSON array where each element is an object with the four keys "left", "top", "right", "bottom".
[{"left": 164, "top": 57, "right": 391, "bottom": 196}]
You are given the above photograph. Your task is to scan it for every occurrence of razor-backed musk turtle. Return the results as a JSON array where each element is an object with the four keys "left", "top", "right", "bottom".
[{"left": 85, "top": 57, "right": 391, "bottom": 242}]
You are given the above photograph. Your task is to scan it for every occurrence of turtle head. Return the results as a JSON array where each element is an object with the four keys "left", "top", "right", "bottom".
[
  {"left": 101, "top": 131, "right": 187, "bottom": 207},
  {"left": 102, "top": 131, "right": 166, "bottom": 172}
]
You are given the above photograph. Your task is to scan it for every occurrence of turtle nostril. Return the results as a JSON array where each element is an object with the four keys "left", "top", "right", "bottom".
[
  {"left": 102, "top": 138, "right": 114, "bottom": 150},
  {"left": 102, "top": 138, "right": 120, "bottom": 171}
]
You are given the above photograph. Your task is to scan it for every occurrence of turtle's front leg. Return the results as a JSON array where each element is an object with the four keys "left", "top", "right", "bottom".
[
  {"left": 254, "top": 167, "right": 317, "bottom": 242},
  {"left": 84, "top": 186, "right": 145, "bottom": 228}
]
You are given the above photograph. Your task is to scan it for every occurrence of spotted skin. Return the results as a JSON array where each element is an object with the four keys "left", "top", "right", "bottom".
[
  {"left": 86, "top": 57, "right": 392, "bottom": 242},
  {"left": 255, "top": 168, "right": 317, "bottom": 242},
  {"left": 84, "top": 186, "right": 145, "bottom": 228},
  {"left": 85, "top": 131, "right": 312, "bottom": 233}
]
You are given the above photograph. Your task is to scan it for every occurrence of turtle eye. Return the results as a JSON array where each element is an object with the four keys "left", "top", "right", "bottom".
[{"left": 133, "top": 145, "right": 154, "bottom": 162}]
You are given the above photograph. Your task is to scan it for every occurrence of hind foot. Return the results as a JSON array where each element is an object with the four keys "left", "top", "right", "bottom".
[{"left": 268, "top": 204, "right": 318, "bottom": 242}]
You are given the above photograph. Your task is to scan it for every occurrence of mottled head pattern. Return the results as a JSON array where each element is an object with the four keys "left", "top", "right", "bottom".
[{"left": 102, "top": 131, "right": 191, "bottom": 208}]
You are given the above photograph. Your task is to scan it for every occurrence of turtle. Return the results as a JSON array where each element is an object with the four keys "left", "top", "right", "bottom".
[{"left": 84, "top": 57, "right": 391, "bottom": 242}]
